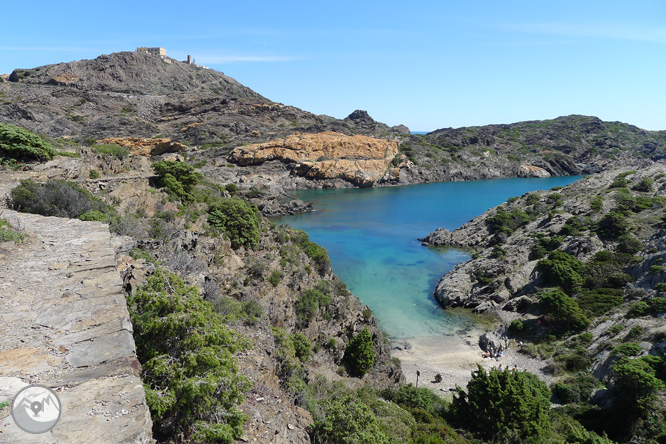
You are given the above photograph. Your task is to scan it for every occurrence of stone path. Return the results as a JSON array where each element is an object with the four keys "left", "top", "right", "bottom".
[{"left": 0, "top": 210, "right": 153, "bottom": 443}]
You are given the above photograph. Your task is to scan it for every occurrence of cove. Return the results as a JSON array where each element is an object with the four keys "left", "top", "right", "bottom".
[{"left": 277, "top": 176, "right": 581, "bottom": 340}]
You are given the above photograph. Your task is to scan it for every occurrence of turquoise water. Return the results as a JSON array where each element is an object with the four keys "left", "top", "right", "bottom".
[{"left": 277, "top": 176, "right": 581, "bottom": 340}]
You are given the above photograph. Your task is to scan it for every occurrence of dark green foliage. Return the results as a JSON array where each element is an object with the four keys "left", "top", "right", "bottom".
[
  {"left": 79, "top": 210, "right": 110, "bottom": 222},
  {"left": 0, "top": 123, "right": 55, "bottom": 162},
  {"left": 271, "top": 327, "right": 301, "bottom": 381},
  {"left": 538, "top": 250, "right": 585, "bottom": 292},
  {"left": 609, "top": 176, "right": 628, "bottom": 189},
  {"left": 92, "top": 143, "right": 129, "bottom": 159},
  {"left": 616, "top": 235, "right": 643, "bottom": 254},
  {"left": 207, "top": 198, "right": 261, "bottom": 249},
  {"left": 560, "top": 216, "right": 588, "bottom": 236},
  {"left": 576, "top": 288, "right": 623, "bottom": 317},
  {"left": 539, "top": 289, "right": 590, "bottom": 332},
  {"left": 152, "top": 160, "right": 202, "bottom": 203},
  {"left": 9, "top": 179, "right": 115, "bottom": 219},
  {"left": 380, "top": 384, "right": 444, "bottom": 413},
  {"left": 268, "top": 270, "right": 284, "bottom": 287},
  {"left": 344, "top": 327, "right": 375, "bottom": 377},
  {"left": 224, "top": 183, "right": 238, "bottom": 194},
  {"left": 88, "top": 169, "right": 100, "bottom": 179},
  {"left": 529, "top": 233, "right": 563, "bottom": 260},
  {"left": 632, "top": 177, "right": 653, "bottom": 192},
  {"left": 490, "top": 245, "right": 507, "bottom": 259},
  {"left": 294, "top": 288, "right": 331, "bottom": 329},
  {"left": 548, "top": 192, "right": 564, "bottom": 207},
  {"left": 308, "top": 394, "right": 391, "bottom": 444},
  {"left": 487, "top": 207, "right": 530, "bottom": 236},
  {"left": 655, "top": 283, "right": 666, "bottom": 292},
  {"left": 450, "top": 366, "right": 552, "bottom": 442},
  {"left": 551, "top": 374, "right": 599, "bottom": 404},
  {"left": 627, "top": 298, "right": 666, "bottom": 317},
  {"left": 596, "top": 211, "right": 629, "bottom": 239},
  {"left": 239, "top": 300, "right": 263, "bottom": 325},
  {"left": 292, "top": 230, "right": 331, "bottom": 274},
  {"left": 526, "top": 193, "right": 541, "bottom": 205},
  {"left": 611, "top": 343, "right": 642, "bottom": 359},
  {"left": 127, "top": 268, "right": 252, "bottom": 443},
  {"left": 627, "top": 301, "right": 650, "bottom": 318},
  {"left": 556, "top": 351, "right": 592, "bottom": 372},
  {"left": 612, "top": 357, "right": 665, "bottom": 414},
  {"left": 508, "top": 319, "right": 524, "bottom": 334},
  {"left": 590, "top": 195, "right": 603, "bottom": 212},
  {"left": 291, "top": 332, "right": 312, "bottom": 363}
]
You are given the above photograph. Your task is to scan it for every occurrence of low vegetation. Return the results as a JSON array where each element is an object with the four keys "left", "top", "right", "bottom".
[{"left": 0, "top": 123, "right": 56, "bottom": 163}]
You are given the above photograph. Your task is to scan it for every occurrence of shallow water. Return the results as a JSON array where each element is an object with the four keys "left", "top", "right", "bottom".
[{"left": 277, "top": 176, "right": 581, "bottom": 340}]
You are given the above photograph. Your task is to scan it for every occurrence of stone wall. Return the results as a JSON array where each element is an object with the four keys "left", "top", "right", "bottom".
[{"left": 0, "top": 210, "right": 153, "bottom": 443}]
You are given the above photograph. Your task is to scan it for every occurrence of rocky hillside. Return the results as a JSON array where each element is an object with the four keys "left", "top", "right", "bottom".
[
  {"left": 421, "top": 164, "right": 666, "bottom": 442},
  {"left": 3, "top": 52, "right": 666, "bottom": 191},
  {"left": 0, "top": 51, "right": 406, "bottom": 148}
]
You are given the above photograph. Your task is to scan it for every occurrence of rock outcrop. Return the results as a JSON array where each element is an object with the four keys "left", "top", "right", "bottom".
[
  {"left": 95, "top": 137, "right": 187, "bottom": 157},
  {"left": 0, "top": 210, "right": 153, "bottom": 443},
  {"left": 231, "top": 131, "right": 401, "bottom": 187}
]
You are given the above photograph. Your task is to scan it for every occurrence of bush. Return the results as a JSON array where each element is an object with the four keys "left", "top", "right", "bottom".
[
  {"left": 539, "top": 289, "right": 590, "bottom": 332},
  {"left": 225, "top": 183, "right": 238, "bottom": 195},
  {"left": 127, "top": 268, "right": 252, "bottom": 443},
  {"left": 291, "top": 332, "right": 312, "bottom": 363},
  {"left": 508, "top": 319, "right": 524, "bottom": 334},
  {"left": 0, "top": 123, "right": 55, "bottom": 162},
  {"left": 308, "top": 394, "right": 391, "bottom": 444},
  {"left": 294, "top": 288, "right": 331, "bottom": 329},
  {"left": 596, "top": 211, "right": 629, "bottom": 239},
  {"left": 632, "top": 177, "right": 653, "bottom": 192},
  {"left": 450, "top": 366, "right": 551, "bottom": 442},
  {"left": 380, "top": 384, "right": 444, "bottom": 413},
  {"left": 344, "top": 328, "right": 375, "bottom": 377},
  {"left": 487, "top": 207, "right": 530, "bottom": 236},
  {"left": 153, "top": 160, "right": 202, "bottom": 203},
  {"left": 9, "top": 179, "right": 114, "bottom": 219},
  {"left": 616, "top": 235, "right": 643, "bottom": 254},
  {"left": 92, "top": 143, "right": 129, "bottom": 159},
  {"left": 590, "top": 195, "right": 603, "bottom": 212},
  {"left": 551, "top": 374, "right": 599, "bottom": 404},
  {"left": 207, "top": 198, "right": 261, "bottom": 249},
  {"left": 612, "top": 343, "right": 643, "bottom": 359},
  {"left": 538, "top": 250, "right": 585, "bottom": 292},
  {"left": 576, "top": 288, "right": 623, "bottom": 317},
  {"left": 88, "top": 169, "right": 100, "bottom": 179},
  {"left": 0, "top": 218, "right": 25, "bottom": 243},
  {"left": 627, "top": 301, "right": 650, "bottom": 318},
  {"left": 612, "top": 357, "right": 665, "bottom": 414},
  {"left": 268, "top": 270, "right": 284, "bottom": 287}
]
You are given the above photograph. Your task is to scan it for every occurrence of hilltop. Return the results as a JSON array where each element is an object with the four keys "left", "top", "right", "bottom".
[{"left": 2, "top": 52, "right": 666, "bottom": 191}]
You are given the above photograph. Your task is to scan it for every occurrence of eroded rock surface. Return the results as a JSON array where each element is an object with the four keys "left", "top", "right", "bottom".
[{"left": 0, "top": 210, "right": 153, "bottom": 443}]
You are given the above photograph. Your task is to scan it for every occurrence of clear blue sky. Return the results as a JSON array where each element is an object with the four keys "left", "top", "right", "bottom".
[{"left": 1, "top": 1, "right": 665, "bottom": 132}]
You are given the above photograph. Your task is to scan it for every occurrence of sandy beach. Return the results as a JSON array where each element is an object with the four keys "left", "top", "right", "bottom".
[{"left": 391, "top": 330, "right": 555, "bottom": 396}]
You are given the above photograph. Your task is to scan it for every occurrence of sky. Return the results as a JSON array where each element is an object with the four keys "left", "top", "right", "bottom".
[{"left": 1, "top": 1, "right": 665, "bottom": 132}]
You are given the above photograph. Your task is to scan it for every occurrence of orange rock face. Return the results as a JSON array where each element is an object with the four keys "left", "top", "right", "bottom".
[
  {"left": 231, "top": 131, "right": 400, "bottom": 187},
  {"left": 95, "top": 137, "right": 187, "bottom": 157}
]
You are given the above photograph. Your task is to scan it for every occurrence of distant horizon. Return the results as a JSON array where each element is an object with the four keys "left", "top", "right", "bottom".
[{"left": 1, "top": 1, "right": 665, "bottom": 132}]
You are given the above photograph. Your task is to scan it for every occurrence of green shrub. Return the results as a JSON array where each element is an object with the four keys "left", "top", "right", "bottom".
[
  {"left": 308, "top": 394, "right": 391, "bottom": 444},
  {"left": 0, "top": 218, "right": 25, "bottom": 243},
  {"left": 551, "top": 374, "right": 599, "bottom": 404},
  {"left": 92, "top": 143, "right": 129, "bottom": 159},
  {"left": 488, "top": 207, "right": 530, "bottom": 236},
  {"left": 239, "top": 300, "right": 263, "bottom": 324},
  {"left": 590, "top": 195, "right": 603, "bottom": 212},
  {"left": 612, "top": 343, "right": 643, "bottom": 358},
  {"left": 612, "top": 357, "right": 665, "bottom": 414},
  {"left": 0, "top": 123, "right": 55, "bottom": 162},
  {"left": 632, "top": 177, "right": 653, "bottom": 192},
  {"left": 291, "top": 332, "right": 312, "bottom": 363},
  {"left": 596, "top": 210, "right": 629, "bottom": 239},
  {"left": 617, "top": 235, "right": 643, "bottom": 254},
  {"left": 627, "top": 301, "right": 650, "bottom": 318},
  {"left": 153, "top": 160, "right": 202, "bottom": 203},
  {"left": 88, "top": 169, "right": 100, "bottom": 179},
  {"left": 538, "top": 250, "right": 585, "bottom": 292},
  {"left": 127, "top": 268, "right": 251, "bottom": 443},
  {"left": 526, "top": 193, "right": 541, "bottom": 205},
  {"left": 268, "top": 270, "right": 284, "bottom": 287},
  {"left": 344, "top": 328, "right": 375, "bottom": 377},
  {"left": 207, "top": 198, "right": 261, "bottom": 249},
  {"left": 9, "top": 179, "right": 115, "bottom": 219},
  {"left": 576, "top": 288, "right": 623, "bottom": 317},
  {"left": 380, "top": 384, "right": 444, "bottom": 414},
  {"left": 451, "top": 366, "right": 551, "bottom": 442},
  {"left": 271, "top": 327, "right": 300, "bottom": 381},
  {"left": 79, "top": 210, "right": 110, "bottom": 222},
  {"left": 294, "top": 288, "right": 331, "bottom": 329},
  {"left": 555, "top": 352, "right": 592, "bottom": 372},
  {"left": 225, "top": 183, "right": 238, "bottom": 195},
  {"left": 559, "top": 216, "right": 588, "bottom": 236},
  {"left": 539, "top": 289, "right": 590, "bottom": 332},
  {"left": 508, "top": 319, "right": 524, "bottom": 334},
  {"left": 655, "top": 283, "right": 666, "bottom": 292}
]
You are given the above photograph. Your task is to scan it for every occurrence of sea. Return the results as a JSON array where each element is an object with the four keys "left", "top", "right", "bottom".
[{"left": 276, "top": 176, "right": 581, "bottom": 340}]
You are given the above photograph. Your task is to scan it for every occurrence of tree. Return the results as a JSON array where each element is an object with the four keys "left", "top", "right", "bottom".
[
  {"left": 0, "top": 123, "right": 55, "bottom": 162},
  {"left": 152, "top": 160, "right": 202, "bottom": 203},
  {"left": 539, "top": 289, "right": 590, "bottom": 332},
  {"left": 127, "top": 268, "right": 252, "bottom": 443},
  {"left": 450, "top": 366, "right": 551, "bottom": 443},
  {"left": 537, "top": 250, "right": 585, "bottom": 292},
  {"left": 207, "top": 198, "right": 262, "bottom": 249},
  {"left": 345, "top": 328, "right": 375, "bottom": 377},
  {"left": 596, "top": 211, "right": 629, "bottom": 239}
]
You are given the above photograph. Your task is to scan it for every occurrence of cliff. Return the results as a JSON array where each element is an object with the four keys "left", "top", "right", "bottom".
[{"left": 231, "top": 131, "right": 402, "bottom": 187}]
